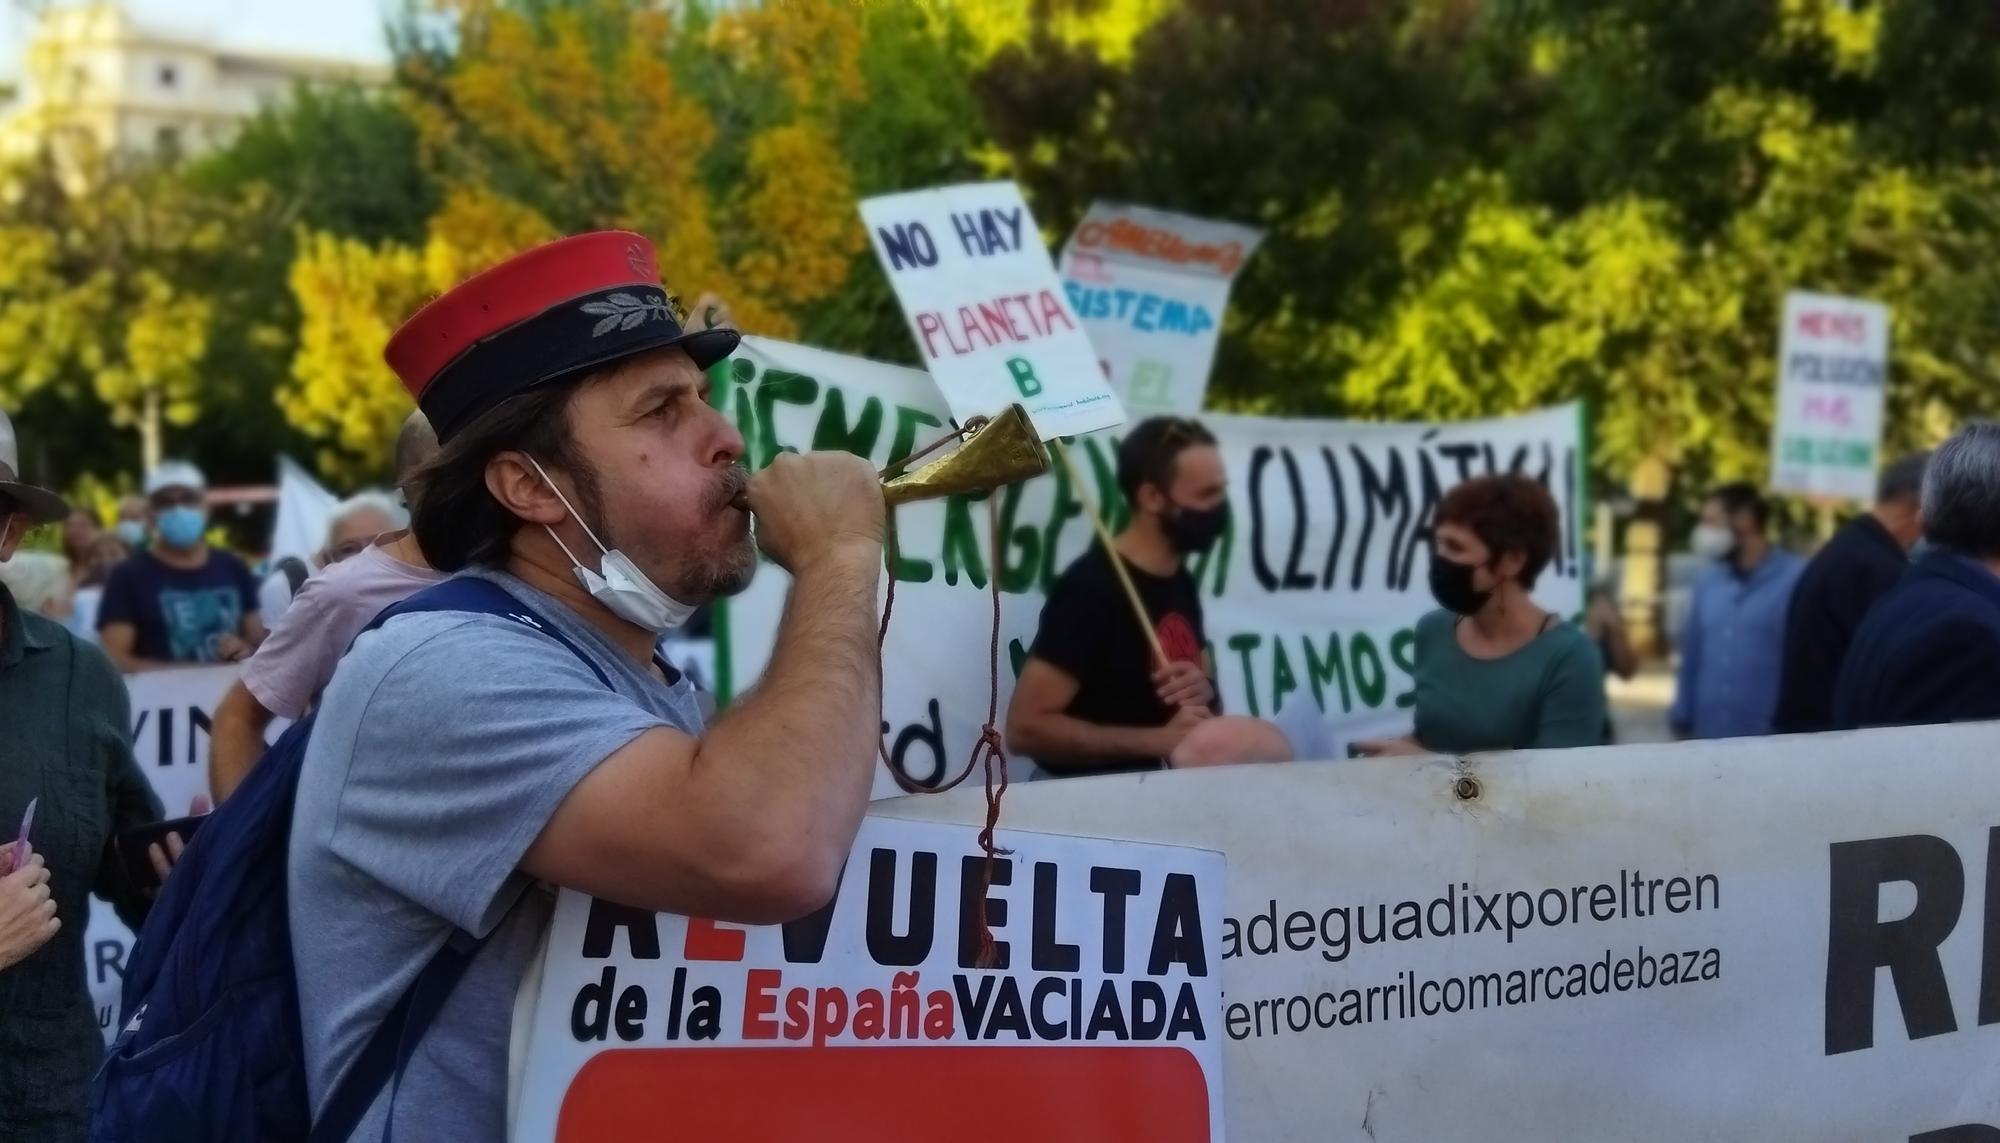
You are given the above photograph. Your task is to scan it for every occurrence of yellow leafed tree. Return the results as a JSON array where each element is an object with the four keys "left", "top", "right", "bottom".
[
  {"left": 952, "top": 0, "right": 1172, "bottom": 63},
  {"left": 423, "top": 185, "right": 558, "bottom": 294},
  {"left": 733, "top": 125, "right": 863, "bottom": 309},
  {"left": 95, "top": 271, "right": 214, "bottom": 433},
  {"left": 409, "top": 0, "right": 866, "bottom": 333},
  {"left": 0, "top": 224, "right": 107, "bottom": 404},
  {"left": 715, "top": 0, "right": 865, "bottom": 106},
  {"left": 284, "top": 232, "right": 431, "bottom": 482},
  {"left": 282, "top": 0, "right": 880, "bottom": 470}
]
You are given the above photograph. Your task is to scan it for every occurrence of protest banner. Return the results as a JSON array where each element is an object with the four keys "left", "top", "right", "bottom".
[
  {"left": 1770, "top": 290, "right": 1892, "bottom": 502},
  {"left": 1059, "top": 202, "right": 1263, "bottom": 415},
  {"left": 859, "top": 181, "right": 1125, "bottom": 439},
  {"left": 510, "top": 817, "right": 1225, "bottom": 1142},
  {"left": 880, "top": 723, "right": 2000, "bottom": 1141},
  {"left": 83, "top": 665, "right": 233, "bottom": 1041},
  {"left": 715, "top": 337, "right": 1585, "bottom": 794}
]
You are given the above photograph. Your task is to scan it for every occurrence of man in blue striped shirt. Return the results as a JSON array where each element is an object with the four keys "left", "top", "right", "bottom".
[{"left": 1671, "top": 483, "right": 1805, "bottom": 740}]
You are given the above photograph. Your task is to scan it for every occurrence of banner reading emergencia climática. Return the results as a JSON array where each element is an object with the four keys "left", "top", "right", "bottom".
[{"left": 715, "top": 337, "right": 1585, "bottom": 793}]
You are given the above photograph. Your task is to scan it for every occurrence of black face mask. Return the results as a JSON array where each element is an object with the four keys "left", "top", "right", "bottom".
[
  {"left": 1164, "top": 501, "right": 1230, "bottom": 555},
  {"left": 1429, "top": 555, "right": 1492, "bottom": 615}
]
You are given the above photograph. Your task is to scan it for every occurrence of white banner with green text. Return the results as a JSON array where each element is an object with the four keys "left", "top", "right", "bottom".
[{"left": 716, "top": 337, "right": 1585, "bottom": 796}]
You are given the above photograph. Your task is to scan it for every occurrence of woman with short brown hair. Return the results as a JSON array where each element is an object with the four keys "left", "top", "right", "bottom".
[{"left": 1357, "top": 474, "right": 1605, "bottom": 756}]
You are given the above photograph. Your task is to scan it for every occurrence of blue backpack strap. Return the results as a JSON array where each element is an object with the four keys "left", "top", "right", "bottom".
[
  {"left": 308, "top": 575, "right": 604, "bottom": 1141},
  {"left": 309, "top": 928, "right": 495, "bottom": 1143},
  {"left": 354, "top": 575, "right": 613, "bottom": 688}
]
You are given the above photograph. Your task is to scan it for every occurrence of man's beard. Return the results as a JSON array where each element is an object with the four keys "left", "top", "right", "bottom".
[
  {"left": 689, "top": 464, "right": 757, "bottom": 598},
  {"left": 680, "top": 541, "right": 757, "bottom": 601},
  {"left": 595, "top": 462, "right": 758, "bottom": 603}
]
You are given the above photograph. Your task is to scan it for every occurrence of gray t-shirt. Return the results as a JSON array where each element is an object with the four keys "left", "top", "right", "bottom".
[{"left": 288, "top": 567, "right": 705, "bottom": 1141}]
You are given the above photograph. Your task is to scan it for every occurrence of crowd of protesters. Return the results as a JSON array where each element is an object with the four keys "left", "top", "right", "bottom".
[{"left": 4, "top": 226, "right": 2000, "bottom": 1141}]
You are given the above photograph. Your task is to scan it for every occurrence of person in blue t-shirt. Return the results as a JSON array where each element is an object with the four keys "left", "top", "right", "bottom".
[
  {"left": 97, "top": 461, "right": 264, "bottom": 672},
  {"left": 1669, "top": 483, "right": 1805, "bottom": 740}
]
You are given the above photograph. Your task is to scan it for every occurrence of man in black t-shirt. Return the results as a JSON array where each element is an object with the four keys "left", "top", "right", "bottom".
[{"left": 1006, "top": 417, "right": 1228, "bottom": 777}]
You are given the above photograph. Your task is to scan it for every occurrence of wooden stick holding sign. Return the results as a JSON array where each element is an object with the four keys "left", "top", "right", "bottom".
[{"left": 1049, "top": 437, "right": 1168, "bottom": 668}]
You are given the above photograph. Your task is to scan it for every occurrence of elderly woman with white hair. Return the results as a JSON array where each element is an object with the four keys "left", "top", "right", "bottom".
[
  {"left": 322, "top": 491, "right": 408, "bottom": 565},
  {"left": 257, "top": 491, "right": 409, "bottom": 626}
]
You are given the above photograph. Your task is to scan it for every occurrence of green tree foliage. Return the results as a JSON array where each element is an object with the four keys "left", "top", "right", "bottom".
[
  {"left": 0, "top": 152, "right": 300, "bottom": 487},
  {"left": 0, "top": 85, "right": 435, "bottom": 491},
  {"left": 676, "top": 0, "right": 995, "bottom": 360},
  {"left": 977, "top": 0, "right": 2000, "bottom": 504},
  {"left": 7, "top": 0, "right": 2000, "bottom": 517},
  {"left": 188, "top": 84, "right": 438, "bottom": 246}
]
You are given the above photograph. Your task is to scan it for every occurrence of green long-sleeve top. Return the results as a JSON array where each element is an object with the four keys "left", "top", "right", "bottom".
[
  {"left": 1411, "top": 608, "right": 1608, "bottom": 754},
  {"left": 0, "top": 582, "right": 162, "bottom": 1143}
]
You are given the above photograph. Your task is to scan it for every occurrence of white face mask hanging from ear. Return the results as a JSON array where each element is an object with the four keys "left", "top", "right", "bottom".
[{"left": 525, "top": 455, "right": 695, "bottom": 634}]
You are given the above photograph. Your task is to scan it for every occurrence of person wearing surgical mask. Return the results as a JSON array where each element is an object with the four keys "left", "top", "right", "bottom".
[
  {"left": 1168, "top": 474, "right": 1604, "bottom": 768},
  {"left": 1007, "top": 416, "right": 1226, "bottom": 777},
  {"left": 284, "top": 233, "right": 888, "bottom": 1142},
  {"left": 112, "top": 496, "right": 148, "bottom": 551},
  {"left": 1669, "top": 482, "right": 1804, "bottom": 740},
  {"left": 96, "top": 461, "right": 265, "bottom": 671},
  {"left": 1350, "top": 474, "right": 1605, "bottom": 758}
]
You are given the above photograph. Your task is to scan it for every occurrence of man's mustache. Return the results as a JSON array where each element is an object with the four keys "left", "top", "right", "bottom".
[{"left": 714, "top": 464, "right": 751, "bottom": 513}]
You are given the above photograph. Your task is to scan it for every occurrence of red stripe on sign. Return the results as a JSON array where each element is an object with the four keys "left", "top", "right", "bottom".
[{"left": 555, "top": 1045, "right": 1212, "bottom": 1142}]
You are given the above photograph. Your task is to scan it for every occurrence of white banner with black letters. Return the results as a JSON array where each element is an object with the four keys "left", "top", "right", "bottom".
[
  {"left": 511, "top": 817, "right": 1225, "bottom": 1141},
  {"left": 879, "top": 724, "right": 2000, "bottom": 1141}
]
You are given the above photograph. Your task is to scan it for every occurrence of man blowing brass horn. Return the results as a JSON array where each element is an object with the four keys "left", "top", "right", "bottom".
[{"left": 282, "top": 232, "right": 889, "bottom": 1140}]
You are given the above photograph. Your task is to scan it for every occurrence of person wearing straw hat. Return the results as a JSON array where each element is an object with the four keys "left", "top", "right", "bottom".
[
  {"left": 286, "top": 232, "right": 885, "bottom": 1141},
  {"left": 0, "top": 409, "right": 179, "bottom": 1143}
]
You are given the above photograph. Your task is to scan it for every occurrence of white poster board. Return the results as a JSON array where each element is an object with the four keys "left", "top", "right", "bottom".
[
  {"left": 1770, "top": 291, "right": 1892, "bottom": 502},
  {"left": 511, "top": 817, "right": 1225, "bottom": 1141},
  {"left": 880, "top": 723, "right": 2000, "bottom": 1141},
  {"left": 1059, "top": 202, "right": 1262, "bottom": 415},
  {"left": 859, "top": 181, "right": 1125, "bottom": 439},
  {"left": 270, "top": 454, "right": 338, "bottom": 565},
  {"left": 718, "top": 338, "right": 1585, "bottom": 797},
  {"left": 84, "top": 665, "right": 234, "bottom": 1040}
]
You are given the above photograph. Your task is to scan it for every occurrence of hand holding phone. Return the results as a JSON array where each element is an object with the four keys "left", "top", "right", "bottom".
[{"left": 116, "top": 813, "right": 207, "bottom": 892}]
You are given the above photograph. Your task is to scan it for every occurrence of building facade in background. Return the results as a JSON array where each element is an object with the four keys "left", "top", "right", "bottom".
[{"left": 0, "top": 3, "right": 383, "bottom": 171}]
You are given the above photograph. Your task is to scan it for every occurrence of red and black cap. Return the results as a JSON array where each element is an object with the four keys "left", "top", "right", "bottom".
[{"left": 385, "top": 231, "right": 739, "bottom": 442}]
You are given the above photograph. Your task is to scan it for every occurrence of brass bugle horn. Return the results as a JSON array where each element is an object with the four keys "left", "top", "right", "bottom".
[
  {"left": 883, "top": 404, "right": 1048, "bottom": 505},
  {"left": 730, "top": 404, "right": 1049, "bottom": 511}
]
